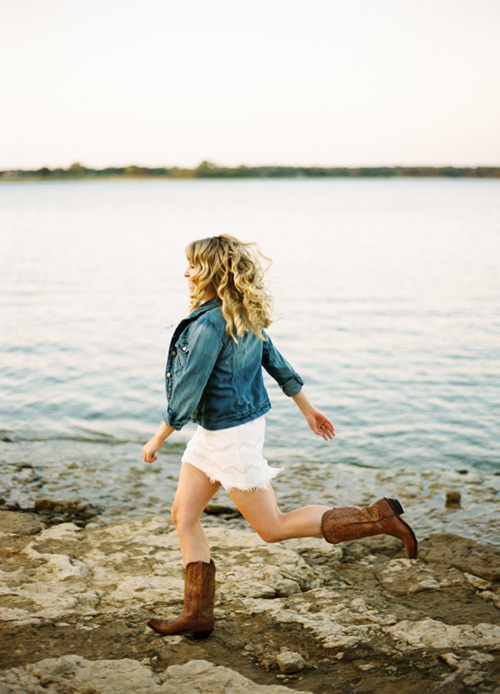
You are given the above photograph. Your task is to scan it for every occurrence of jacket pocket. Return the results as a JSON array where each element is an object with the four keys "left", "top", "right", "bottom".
[{"left": 174, "top": 339, "right": 190, "bottom": 368}]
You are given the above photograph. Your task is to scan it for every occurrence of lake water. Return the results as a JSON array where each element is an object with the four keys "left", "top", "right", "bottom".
[{"left": 1, "top": 178, "right": 499, "bottom": 546}]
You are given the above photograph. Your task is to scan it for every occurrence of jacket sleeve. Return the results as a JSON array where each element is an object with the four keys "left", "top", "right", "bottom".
[
  {"left": 261, "top": 330, "right": 304, "bottom": 397},
  {"left": 163, "top": 318, "right": 223, "bottom": 430}
]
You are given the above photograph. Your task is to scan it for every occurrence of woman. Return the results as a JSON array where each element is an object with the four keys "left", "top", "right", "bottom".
[{"left": 143, "top": 235, "right": 417, "bottom": 639}]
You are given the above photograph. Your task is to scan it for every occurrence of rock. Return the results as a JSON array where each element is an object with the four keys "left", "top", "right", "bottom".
[
  {"left": 45, "top": 554, "right": 91, "bottom": 581},
  {"left": 439, "top": 651, "right": 496, "bottom": 687},
  {"left": 165, "top": 660, "right": 299, "bottom": 692},
  {"left": 273, "top": 578, "right": 302, "bottom": 597},
  {"left": 386, "top": 618, "right": 500, "bottom": 650},
  {"left": 0, "top": 510, "right": 45, "bottom": 536},
  {"left": 463, "top": 573, "right": 492, "bottom": 591},
  {"left": 0, "top": 655, "right": 160, "bottom": 693},
  {"left": 33, "top": 498, "right": 101, "bottom": 527},
  {"left": 203, "top": 504, "right": 242, "bottom": 518},
  {"left": 440, "top": 652, "right": 460, "bottom": 669},
  {"left": 480, "top": 591, "right": 500, "bottom": 609},
  {"left": 276, "top": 650, "right": 306, "bottom": 673},
  {"left": 407, "top": 578, "right": 441, "bottom": 594},
  {"left": 378, "top": 557, "right": 450, "bottom": 596},
  {"left": 445, "top": 491, "right": 461, "bottom": 508},
  {"left": 1, "top": 518, "right": 500, "bottom": 693},
  {"left": 0, "top": 656, "right": 302, "bottom": 693},
  {"left": 418, "top": 533, "right": 500, "bottom": 582},
  {"left": 245, "top": 590, "right": 398, "bottom": 652},
  {"left": 258, "top": 655, "right": 277, "bottom": 671}
]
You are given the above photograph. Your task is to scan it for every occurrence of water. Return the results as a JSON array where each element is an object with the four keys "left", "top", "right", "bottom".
[{"left": 1, "top": 179, "right": 499, "bottom": 545}]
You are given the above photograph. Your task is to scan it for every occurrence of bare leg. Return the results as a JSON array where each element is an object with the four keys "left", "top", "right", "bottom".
[
  {"left": 228, "top": 483, "right": 330, "bottom": 542},
  {"left": 148, "top": 463, "right": 218, "bottom": 636},
  {"left": 171, "top": 462, "right": 221, "bottom": 566}
]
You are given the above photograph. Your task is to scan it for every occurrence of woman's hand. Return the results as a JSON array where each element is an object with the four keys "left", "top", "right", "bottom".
[
  {"left": 142, "top": 436, "right": 164, "bottom": 463},
  {"left": 305, "top": 407, "right": 335, "bottom": 441},
  {"left": 142, "top": 423, "right": 175, "bottom": 463},
  {"left": 292, "top": 390, "right": 335, "bottom": 441}
]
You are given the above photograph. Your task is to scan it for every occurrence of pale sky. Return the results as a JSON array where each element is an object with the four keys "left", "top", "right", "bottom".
[{"left": 1, "top": 0, "right": 499, "bottom": 169}]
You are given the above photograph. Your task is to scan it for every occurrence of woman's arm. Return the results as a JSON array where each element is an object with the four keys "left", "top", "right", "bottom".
[
  {"left": 164, "top": 318, "right": 223, "bottom": 431},
  {"left": 143, "top": 422, "right": 175, "bottom": 464},
  {"left": 261, "top": 331, "right": 334, "bottom": 440},
  {"left": 292, "top": 390, "right": 335, "bottom": 441},
  {"left": 261, "top": 330, "right": 304, "bottom": 397}
]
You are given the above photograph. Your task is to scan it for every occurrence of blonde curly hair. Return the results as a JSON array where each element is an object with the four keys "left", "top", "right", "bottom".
[{"left": 186, "top": 235, "right": 273, "bottom": 341}]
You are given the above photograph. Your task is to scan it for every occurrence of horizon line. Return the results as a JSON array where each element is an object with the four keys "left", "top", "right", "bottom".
[{"left": 2, "top": 161, "right": 500, "bottom": 180}]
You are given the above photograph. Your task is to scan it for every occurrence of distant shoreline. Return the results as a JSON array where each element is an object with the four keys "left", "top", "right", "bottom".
[{"left": 2, "top": 161, "right": 500, "bottom": 181}]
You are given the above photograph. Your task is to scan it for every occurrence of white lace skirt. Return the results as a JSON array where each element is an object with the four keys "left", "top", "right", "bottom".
[{"left": 181, "top": 415, "right": 283, "bottom": 491}]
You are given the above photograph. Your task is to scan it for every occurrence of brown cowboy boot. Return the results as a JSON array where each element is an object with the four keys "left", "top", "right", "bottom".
[
  {"left": 148, "top": 559, "right": 215, "bottom": 638},
  {"left": 321, "top": 497, "right": 418, "bottom": 559}
]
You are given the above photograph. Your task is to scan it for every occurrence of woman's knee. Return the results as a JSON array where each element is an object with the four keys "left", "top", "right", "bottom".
[
  {"left": 257, "top": 527, "right": 283, "bottom": 543},
  {"left": 252, "top": 513, "right": 286, "bottom": 543},
  {"left": 170, "top": 502, "right": 200, "bottom": 529}
]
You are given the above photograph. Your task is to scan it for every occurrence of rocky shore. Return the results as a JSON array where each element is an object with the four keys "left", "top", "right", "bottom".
[{"left": 0, "top": 507, "right": 499, "bottom": 693}]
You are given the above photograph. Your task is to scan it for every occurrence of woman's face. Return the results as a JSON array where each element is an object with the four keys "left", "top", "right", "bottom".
[
  {"left": 184, "top": 260, "right": 198, "bottom": 295},
  {"left": 184, "top": 257, "right": 216, "bottom": 302}
]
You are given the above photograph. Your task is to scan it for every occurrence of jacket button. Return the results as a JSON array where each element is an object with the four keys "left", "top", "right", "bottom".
[
  {"left": 166, "top": 372, "right": 171, "bottom": 378},
  {"left": 167, "top": 396, "right": 171, "bottom": 401},
  {"left": 171, "top": 350, "right": 177, "bottom": 357},
  {"left": 182, "top": 345, "right": 187, "bottom": 351}
]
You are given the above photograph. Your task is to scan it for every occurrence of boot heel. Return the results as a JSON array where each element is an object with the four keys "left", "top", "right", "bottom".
[
  {"left": 193, "top": 630, "right": 213, "bottom": 640},
  {"left": 385, "top": 498, "right": 404, "bottom": 515}
]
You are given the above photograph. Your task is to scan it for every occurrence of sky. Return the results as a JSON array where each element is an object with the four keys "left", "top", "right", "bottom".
[{"left": 1, "top": 0, "right": 499, "bottom": 170}]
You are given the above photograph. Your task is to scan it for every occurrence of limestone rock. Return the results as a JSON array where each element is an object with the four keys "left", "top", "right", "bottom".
[
  {"left": 1, "top": 513, "right": 500, "bottom": 693},
  {"left": 0, "top": 511, "right": 45, "bottom": 536},
  {"left": 164, "top": 659, "right": 299, "bottom": 692},
  {"left": 419, "top": 533, "right": 500, "bottom": 582},
  {"left": 244, "top": 590, "right": 398, "bottom": 650},
  {"left": 440, "top": 651, "right": 496, "bottom": 687},
  {"left": 276, "top": 650, "right": 306, "bottom": 673},
  {"left": 0, "top": 656, "right": 301, "bottom": 693},
  {"left": 386, "top": 617, "right": 500, "bottom": 650}
]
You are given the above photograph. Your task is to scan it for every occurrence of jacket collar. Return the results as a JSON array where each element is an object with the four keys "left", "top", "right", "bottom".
[
  {"left": 188, "top": 296, "right": 220, "bottom": 319},
  {"left": 171, "top": 297, "right": 220, "bottom": 341}
]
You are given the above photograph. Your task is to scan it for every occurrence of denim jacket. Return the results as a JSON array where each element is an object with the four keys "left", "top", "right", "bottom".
[{"left": 163, "top": 297, "right": 303, "bottom": 431}]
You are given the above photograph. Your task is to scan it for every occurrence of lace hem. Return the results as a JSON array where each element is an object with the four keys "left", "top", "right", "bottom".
[{"left": 182, "top": 459, "right": 284, "bottom": 492}]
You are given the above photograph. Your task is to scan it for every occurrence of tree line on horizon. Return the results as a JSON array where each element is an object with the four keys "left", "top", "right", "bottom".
[{"left": 1, "top": 160, "right": 500, "bottom": 180}]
